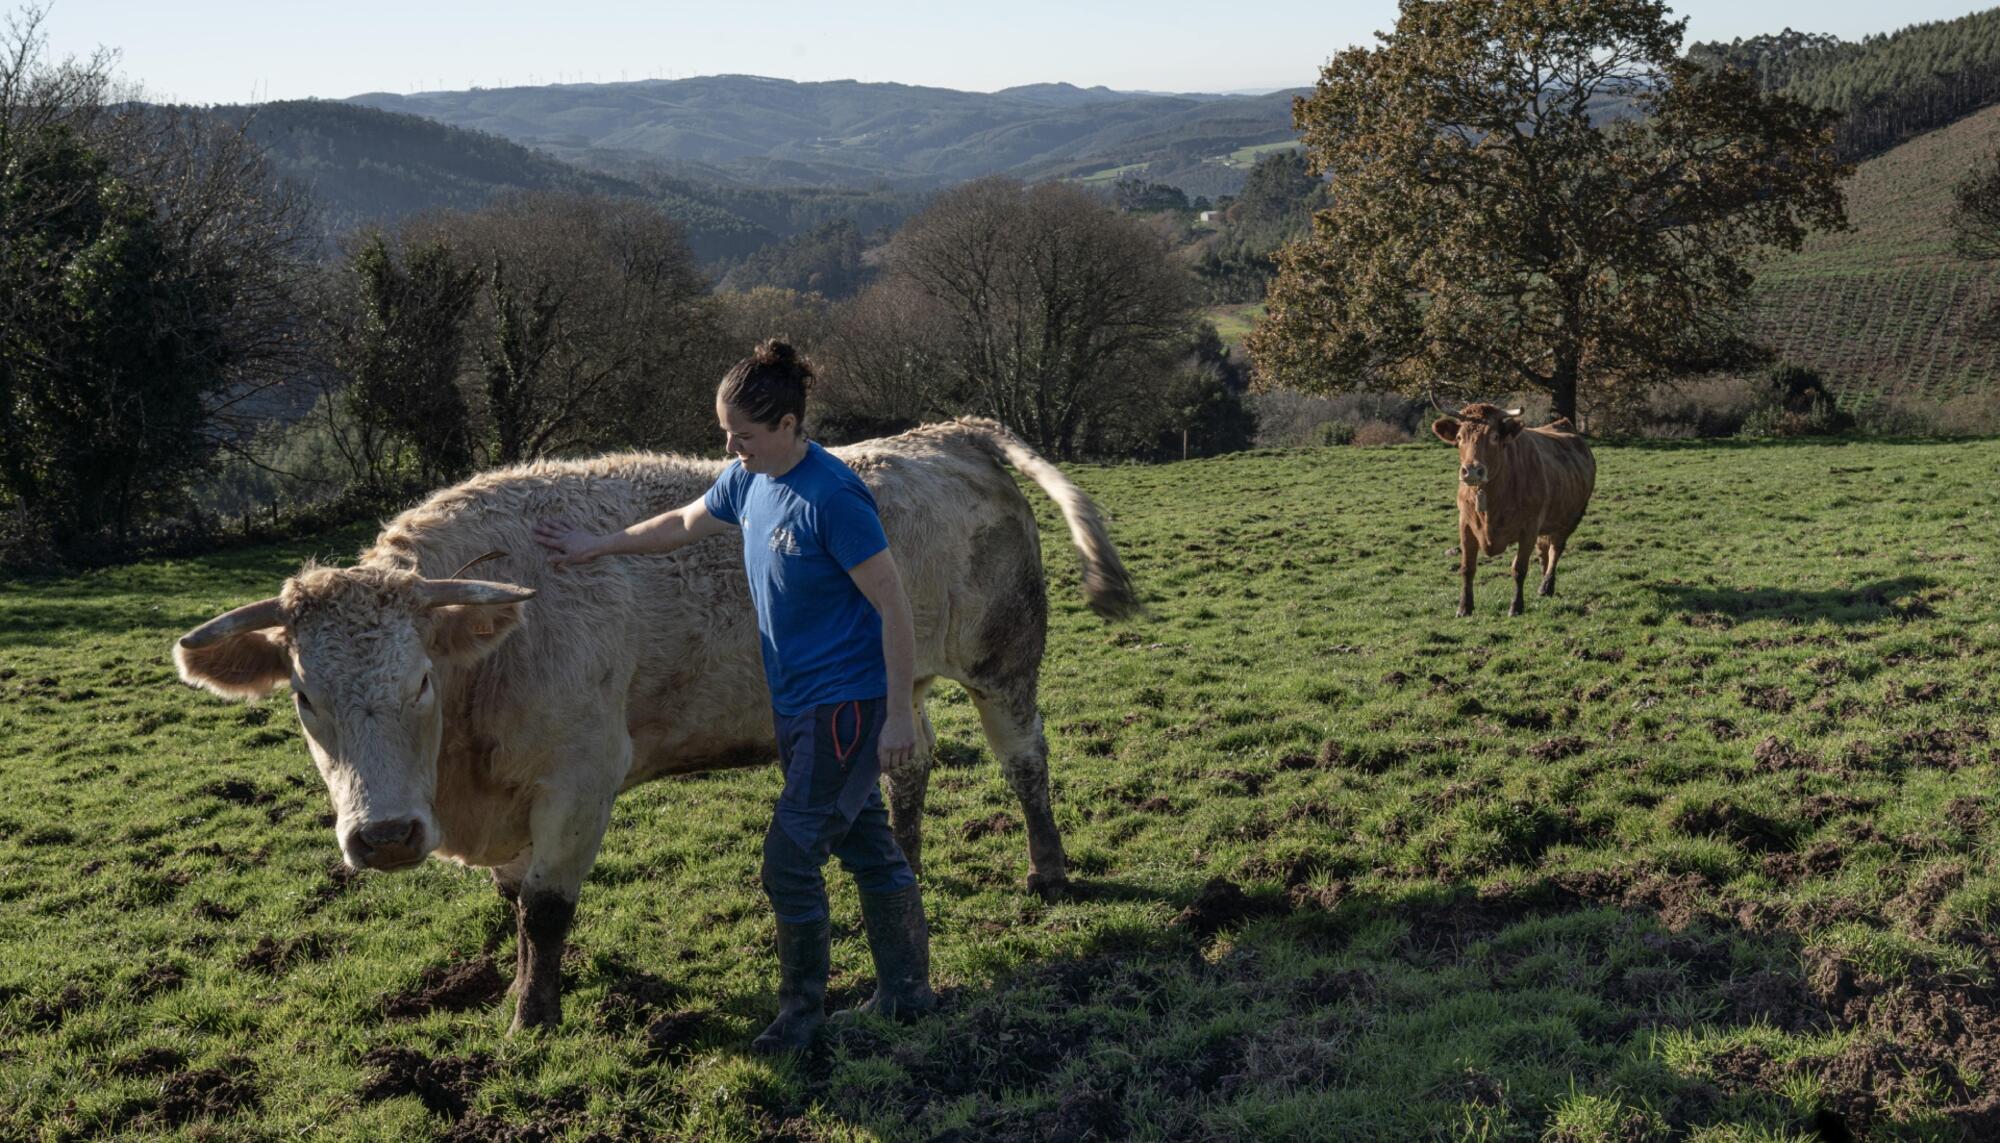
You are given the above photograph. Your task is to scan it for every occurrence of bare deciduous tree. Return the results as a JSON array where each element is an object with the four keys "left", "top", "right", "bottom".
[{"left": 873, "top": 177, "right": 1197, "bottom": 459}]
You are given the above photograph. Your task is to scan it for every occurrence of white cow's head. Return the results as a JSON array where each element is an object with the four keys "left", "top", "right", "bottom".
[{"left": 174, "top": 565, "right": 533, "bottom": 871}]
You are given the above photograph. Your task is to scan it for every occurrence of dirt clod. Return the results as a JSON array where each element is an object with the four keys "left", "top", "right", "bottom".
[
  {"left": 357, "top": 1045, "right": 492, "bottom": 1119},
  {"left": 201, "top": 777, "right": 274, "bottom": 806},
  {"left": 237, "top": 933, "right": 332, "bottom": 975},
  {"left": 1169, "top": 877, "right": 1281, "bottom": 938},
  {"left": 382, "top": 956, "right": 507, "bottom": 1019},
  {"left": 110, "top": 1046, "right": 186, "bottom": 1078},
  {"left": 156, "top": 1059, "right": 260, "bottom": 1125},
  {"left": 960, "top": 812, "right": 1018, "bottom": 841},
  {"left": 642, "top": 1009, "right": 713, "bottom": 1060}
]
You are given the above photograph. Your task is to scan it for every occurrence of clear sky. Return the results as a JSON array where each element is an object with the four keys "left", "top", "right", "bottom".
[{"left": 27, "top": 1, "right": 1999, "bottom": 105}]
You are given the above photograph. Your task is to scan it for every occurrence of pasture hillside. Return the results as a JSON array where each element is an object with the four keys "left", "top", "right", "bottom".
[
  {"left": 1751, "top": 101, "right": 2000, "bottom": 411},
  {"left": 1, "top": 438, "right": 1997, "bottom": 1139}
]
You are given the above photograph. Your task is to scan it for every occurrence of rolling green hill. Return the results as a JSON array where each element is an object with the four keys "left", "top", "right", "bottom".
[
  {"left": 346, "top": 75, "right": 1302, "bottom": 193},
  {"left": 1750, "top": 101, "right": 2000, "bottom": 409},
  {"left": 229, "top": 101, "right": 778, "bottom": 260}
]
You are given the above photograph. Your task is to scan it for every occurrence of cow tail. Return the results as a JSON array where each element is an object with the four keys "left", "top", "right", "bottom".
[{"left": 947, "top": 417, "right": 1145, "bottom": 620}]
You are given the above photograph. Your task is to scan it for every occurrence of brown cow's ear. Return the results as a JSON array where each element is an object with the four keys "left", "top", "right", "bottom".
[
  {"left": 1498, "top": 418, "right": 1524, "bottom": 441},
  {"left": 1431, "top": 418, "right": 1461, "bottom": 443},
  {"left": 428, "top": 601, "right": 527, "bottom": 666},
  {"left": 175, "top": 628, "right": 290, "bottom": 700}
]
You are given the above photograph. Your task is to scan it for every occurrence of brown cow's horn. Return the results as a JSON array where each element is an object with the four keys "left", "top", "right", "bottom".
[
  {"left": 1504, "top": 408, "right": 1523, "bottom": 417},
  {"left": 417, "top": 579, "right": 536, "bottom": 609},
  {"left": 178, "top": 597, "right": 286, "bottom": 649}
]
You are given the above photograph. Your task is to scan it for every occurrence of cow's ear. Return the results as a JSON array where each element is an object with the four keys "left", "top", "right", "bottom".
[
  {"left": 1431, "top": 418, "right": 1461, "bottom": 443},
  {"left": 1498, "top": 418, "right": 1524, "bottom": 441},
  {"left": 175, "top": 629, "right": 290, "bottom": 700},
  {"left": 428, "top": 601, "right": 527, "bottom": 667}
]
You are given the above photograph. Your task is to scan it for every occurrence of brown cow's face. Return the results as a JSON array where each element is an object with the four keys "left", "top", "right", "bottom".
[
  {"left": 175, "top": 567, "right": 531, "bottom": 873},
  {"left": 1432, "top": 414, "right": 1523, "bottom": 487}
]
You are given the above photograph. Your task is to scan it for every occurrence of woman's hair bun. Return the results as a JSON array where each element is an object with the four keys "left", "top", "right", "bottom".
[{"left": 752, "top": 339, "right": 797, "bottom": 368}]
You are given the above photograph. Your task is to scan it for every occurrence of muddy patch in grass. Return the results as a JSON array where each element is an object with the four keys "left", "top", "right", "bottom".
[
  {"left": 153, "top": 1058, "right": 261, "bottom": 1125},
  {"left": 1170, "top": 877, "right": 1286, "bottom": 939},
  {"left": 357, "top": 1045, "right": 493, "bottom": 1119},
  {"left": 237, "top": 933, "right": 333, "bottom": 975},
  {"left": 382, "top": 955, "right": 507, "bottom": 1019},
  {"left": 109, "top": 1046, "right": 187, "bottom": 1078},
  {"left": 595, "top": 957, "right": 686, "bottom": 1034},
  {"left": 1670, "top": 799, "right": 1798, "bottom": 854},
  {"left": 960, "top": 812, "right": 1018, "bottom": 841},
  {"left": 642, "top": 1009, "right": 716, "bottom": 1061},
  {"left": 199, "top": 777, "right": 274, "bottom": 806}
]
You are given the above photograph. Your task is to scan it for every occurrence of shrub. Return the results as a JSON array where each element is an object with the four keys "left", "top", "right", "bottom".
[
  {"left": 1351, "top": 420, "right": 1413, "bottom": 447},
  {"left": 1739, "top": 365, "right": 1854, "bottom": 438},
  {"left": 1858, "top": 390, "right": 2000, "bottom": 437}
]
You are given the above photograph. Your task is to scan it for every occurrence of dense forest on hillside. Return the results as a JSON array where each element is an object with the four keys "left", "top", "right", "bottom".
[{"left": 1691, "top": 8, "right": 2000, "bottom": 159}]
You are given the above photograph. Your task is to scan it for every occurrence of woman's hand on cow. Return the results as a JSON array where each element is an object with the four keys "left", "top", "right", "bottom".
[
  {"left": 878, "top": 709, "right": 917, "bottom": 771},
  {"left": 533, "top": 518, "right": 608, "bottom": 567}
]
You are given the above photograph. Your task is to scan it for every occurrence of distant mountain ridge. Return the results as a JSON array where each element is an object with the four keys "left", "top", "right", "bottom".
[{"left": 345, "top": 73, "right": 1303, "bottom": 191}]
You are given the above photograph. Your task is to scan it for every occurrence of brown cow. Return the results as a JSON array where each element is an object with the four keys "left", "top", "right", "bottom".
[{"left": 1431, "top": 404, "right": 1596, "bottom": 616}]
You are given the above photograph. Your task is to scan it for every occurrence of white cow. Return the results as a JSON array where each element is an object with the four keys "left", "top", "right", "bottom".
[{"left": 174, "top": 418, "right": 1138, "bottom": 1030}]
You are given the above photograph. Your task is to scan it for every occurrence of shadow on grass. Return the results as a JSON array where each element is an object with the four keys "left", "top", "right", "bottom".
[
  {"left": 433, "top": 873, "right": 1995, "bottom": 1141},
  {"left": 1649, "top": 575, "right": 1938, "bottom": 625},
  {"left": 735, "top": 876, "right": 1931, "bottom": 1141}
]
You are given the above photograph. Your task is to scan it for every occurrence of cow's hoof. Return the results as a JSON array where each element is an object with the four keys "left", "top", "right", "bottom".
[
  {"left": 1508, "top": 604, "right": 1524, "bottom": 617},
  {"left": 509, "top": 999, "right": 560, "bottom": 1034},
  {"left": 1538, "top": 584, "right": 1555, "bottom": 597},
  {"left": 1027, "top": 873, "right": 1072, "bottom": 903},
  {"left": 1456, "top": 607, "right": 1472, "bottom": 618}
]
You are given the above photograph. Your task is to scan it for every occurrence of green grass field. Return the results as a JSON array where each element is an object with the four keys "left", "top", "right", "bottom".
[
  {"left": 1207, "top": 301, "right": 1266, "bottom": 355},
  {"left": 3, "top": 438, "right": 1998, "bottom": 1140},
  {"left": 1219, "top": 141, "right": 1302, "bottom": 170}
]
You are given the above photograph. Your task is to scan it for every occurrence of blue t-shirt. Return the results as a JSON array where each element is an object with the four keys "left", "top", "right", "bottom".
[{"left": 703, "top": 441, "right": 890, "bottom": 715}]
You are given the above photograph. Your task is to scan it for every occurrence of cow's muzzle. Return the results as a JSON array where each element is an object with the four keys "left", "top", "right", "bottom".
[
  {"left": 345, "top": 817, "right": 431, "bottom": 871},
  {"left": 1460, "top": 464, "right": 1488, "bottom": 486}
]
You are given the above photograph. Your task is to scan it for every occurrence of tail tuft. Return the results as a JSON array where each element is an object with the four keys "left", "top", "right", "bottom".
[{"left": 948, "top": 417, "right": 1144, "bottom": 620}]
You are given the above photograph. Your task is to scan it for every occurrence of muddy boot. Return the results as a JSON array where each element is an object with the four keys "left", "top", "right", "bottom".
[
  {"left": 834, "top": 885, "right": 937, "bottom": 1022},
  {"left": 750, "top": 917, "right": 829, "bottom": 1054}
]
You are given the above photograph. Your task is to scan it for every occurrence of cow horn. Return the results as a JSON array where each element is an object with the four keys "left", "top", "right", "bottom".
[
  {"left": 178, "top": 597, "right": 286, "bottom": 649},
  {"left": 417, "top": 579, "right": 536, "bottom": 609},
  {"left": 448, "top": 550, "right": 506, "bottom": 578},
  {"left": 1504, "top": 408, "right": 1523, "bottom": 417}
]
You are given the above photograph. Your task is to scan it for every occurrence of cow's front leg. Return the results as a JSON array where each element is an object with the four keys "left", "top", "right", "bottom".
[
  {"left": 511, "top": 745, "right": 626, "bottom": 1033},
  {"left": 490, "top": 853, "right": 530, "bottom": 977},
  {"left": 1457, "top": 528, "right": 1477, "bottom": 617},
  {"left": 882, "top": 682, "right": 937, "bottom": 877},
  {"left": 1509, "top": 538, "right": 1532, "bottom": 616}
]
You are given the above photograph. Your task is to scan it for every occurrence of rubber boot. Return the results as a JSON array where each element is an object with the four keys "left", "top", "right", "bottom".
[
  {"left": 834, "top": 884, "right": 937, "bottom": 1022},
  {"left": 750, "top": 917, "right": 829, "bottom": 1054}
]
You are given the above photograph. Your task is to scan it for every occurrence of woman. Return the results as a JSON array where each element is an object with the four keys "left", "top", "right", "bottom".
[{"left": 532, "top": 340, "right": 936, "bottom": 1053}]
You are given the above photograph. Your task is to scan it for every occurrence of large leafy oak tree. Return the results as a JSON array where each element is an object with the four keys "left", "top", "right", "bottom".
[{"left": 1249, "top": 0, "right": 1849, "bottom": 422}]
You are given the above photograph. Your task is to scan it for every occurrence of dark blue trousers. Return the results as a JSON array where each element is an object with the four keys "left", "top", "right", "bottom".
[{"left": 762, "top": 697, "right": 917, "bottom": 924}]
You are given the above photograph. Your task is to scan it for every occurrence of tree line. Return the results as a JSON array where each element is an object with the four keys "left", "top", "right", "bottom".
[
  {"left": 1689, "top": 8, "right": 2000, "bottom": 160},
  {"left": 0, "top": 9, "right": 1250, "bottom": 564}
]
